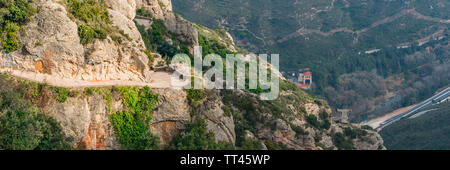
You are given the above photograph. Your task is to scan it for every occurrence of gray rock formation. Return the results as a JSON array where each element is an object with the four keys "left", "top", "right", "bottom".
[
  {"left": 136, "top": 0, "right": 199, "bottom": 46},
  {"left": 43, "top": 90, "right": 123, "bottom": 150},
  {"left": 150, "top": 88, "right": 191, "bottom": 148},
  {"left": 3, "top": 0, "right": 151, "bottom": 82},
  {"left": 195, "top": 94, "right": 236, "bottom": 144}
]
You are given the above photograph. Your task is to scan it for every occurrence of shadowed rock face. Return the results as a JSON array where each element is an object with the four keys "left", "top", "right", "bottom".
[{"left": 136, "top": 0, "right": 199, "bottom": 47}]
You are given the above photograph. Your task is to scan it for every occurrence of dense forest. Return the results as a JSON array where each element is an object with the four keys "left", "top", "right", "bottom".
[{"left": 380, "top": 102, "right": 450, "bottom": 150}]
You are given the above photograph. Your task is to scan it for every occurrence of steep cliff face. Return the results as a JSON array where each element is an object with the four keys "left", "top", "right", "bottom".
[
  {"left": 27, "top": 82, "right": 383, "bottom": 150},
  {"left": 39, "top": 87, "right": 190, "bottom": 150},
  {"left": 2, "top": 0, "right": 150, "bottom": 82},
  {"left": 136, "top": 0, "right": 198, "bottom": 47},
  {"left": 0, "top": 0, "right": 385, "bottom": 150}
]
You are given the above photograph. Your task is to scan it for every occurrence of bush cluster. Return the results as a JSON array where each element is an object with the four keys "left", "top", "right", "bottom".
[
  {"left": 66, "top": 0, "right": 110, "bottom": 45},
  {"left": 66, "top": 0, "right": 130, "bottom": 45},
  {"left": 169, "top": 118, "right": 234, "bottom": 150},
  {"left": 109, "top": 86, "right": 160, "bottom": 150},
  {"left": 136, "top": 8, "right": 153, "bottom": 18},
  {"left": 52, "top": 87, "right": 71, "bottom": 103},
  {"left": 137, "top": 19, "right": 190, "bottom": 60},
  {"left": 110, "top": 111, "right": 160, "bottom": 150},
  {"left": 0, "top": 73, "right": 72, "bottom": 150},
  {"left": 343, "top": 127, "right": 368, "bottom": 139},
  {"left": 306, "top": 113, "right": 331, "bottom": 130},
  {"left": 332, "top": 132, "right": 354, "bottom": 150},
  {"left": 0, "top": 0, "right": 36, "bottom": 52},
  {"left": 186, "top": 89, "right": 204, "bottom": 106},
  {"left": 198, "top": 34, "right": 233, "bottom": 58}
]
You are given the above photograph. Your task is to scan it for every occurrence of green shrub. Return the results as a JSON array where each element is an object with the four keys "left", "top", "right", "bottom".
[
  {"left": 314, "top": 99, "right": 327, "bottom": 106},
  {"left": 321, "top": 119, "right": 331, "bottom": 130},
  {"left": 291, "top": 124, "right": 309, "bottom": 137},
  {"left": 52, "top": 87, "right": 71, "bottom": 103},
  {"left": 110, "top": 86, "right": 160, "bottom": 150},
  {"left": 0, "top": 0, "right": 36, "bottom": 52},
  {"left": 198, "top": 34, "right": 233, "bottom": 58},
  {"left": 169, "top": 118, "right": 235, "bottom": 150},
  {"left": 144, "top": 49, "right": 154, "bottom": 67},
  {"left": 17, "top": 80, "right": 42, "bottom": 99},
  {"left": 319, "top": 110, "right": 329, "bottom": 120},
  {"left": 186, "top": 89, "right": 204, "bottom": 106},
  {"left": 66, "top": 0, "right": 110, "bottom": 44},
  {"left": 136, "top": 8, "right": 153, "bottom": 18},
  {"left": 343, "top": 127, "right": 367, "bottom": 139},
  {"left": 115, "top": 86, "right": 158, "bottom": 122},
  {"left": 0, "top": 109, "right": 72, "bottom": 150},
  {"left": 221, "top": 105, "right": 232, "bottom": 117},
  {"left": 84, "top": 88, "right": 94, "bottom": 96},
  {"left": 361, "top": 125, "right": 374, "bottom": 131},
  {"left": 78, "top": 24, "right": 96, "bottom": 45},
  {"left": 306, "top": 114, "right": 320, "bottom": 128},
  {"left": 136, "top": 18, "right": 191, "bottom": 60},
  {"left": 264, "top": 140, "right": 292, "bottom": 150},
  {"left": 65, "top": 0, "right": 128, "bottom": 45},
  {"left": 239, "top": 138, "right": 262, "bottom": 150},
  {"left": 110, "top": 111, "right": 160, "bottom": 150},
  {"left": 0, "top": 74, "right": 71, "bottom": 150},
  {"left": 333, "top": 132, "right": 354, "bottom": 150}
]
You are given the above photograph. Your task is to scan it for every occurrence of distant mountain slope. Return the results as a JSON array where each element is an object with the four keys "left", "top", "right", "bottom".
[
  {"left": 380, "top": 102, "right": 450, "bottom": 150},
  {"left": 173, "top": 0, "right": 450, "bottom": 122}
]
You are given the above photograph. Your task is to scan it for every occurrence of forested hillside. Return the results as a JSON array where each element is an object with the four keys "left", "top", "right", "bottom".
[
  {"left": 380, "top": 102, "right": 450, "bottom": 150},
  {"left": 173, "top": 0, "right": 450, "bottom": 122}
]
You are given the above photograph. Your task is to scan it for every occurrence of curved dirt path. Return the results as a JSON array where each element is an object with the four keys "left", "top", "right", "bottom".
[{"left": 1, "top": 68, "right": 174, "bottom": 89}]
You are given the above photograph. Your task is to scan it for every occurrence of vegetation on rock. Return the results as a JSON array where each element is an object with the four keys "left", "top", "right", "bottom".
[
  {"left": 136, "top": 17, "right": 190, "bottom": 60},
  {"left": 52, "top": 87, "right": 71, "bottom": 103},
  {"left": 0, "top": 0, "right": 36, "bottom": 52},
  {"left": 169, "top": 118, "right": 235, "bottom": 150},
  {"left": 65, "top": 0, "right": 129, "bottom": 45},
  {"left": 136, "top": 7, "right": 153, "bottom": 18},
  {"left": 110, "top": 86, "right": 160, "bottom": 150},
  {"left": 0, "top": 74, "right": 72, "bottom": 150}
]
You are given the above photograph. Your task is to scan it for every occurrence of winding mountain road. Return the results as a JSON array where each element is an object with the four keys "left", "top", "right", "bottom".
[
  {"left": 275, "top": 9, "right": 449, "bottom": 44},
  {"left": 375, "top": 86, "right": 450, "bottom": 131},
  {"left": 0, "top": 68, "right": 174, "bottom": 89}
]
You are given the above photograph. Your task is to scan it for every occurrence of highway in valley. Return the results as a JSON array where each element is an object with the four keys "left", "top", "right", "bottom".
[{"left": 376, "top": 86, "right": 450, "bottom": 131}]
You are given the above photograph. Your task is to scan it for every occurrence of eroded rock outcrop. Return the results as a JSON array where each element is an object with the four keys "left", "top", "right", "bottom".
[
  {"left": 41, "top": 89, "right": 123, "bottom": 150},
  {"left": 195, "top": 94, "right": 236, "bottom": 144},
  {"left": 2, "top": 0, "right": 151, "bottom": 82},
  {"left": 150, "top": 88, "right": 191, "bottom": 148},
  {"left": 136, "top": 0, "right": 198, "bottom": 46}
]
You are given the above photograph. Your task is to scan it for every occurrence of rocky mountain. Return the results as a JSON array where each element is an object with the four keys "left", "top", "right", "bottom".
[
  {"left": 0, "top": 0, "right": 384, "bottom": 150},
  {"left": 172, "top": 0, "right": 450, "bottom": 122}
]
